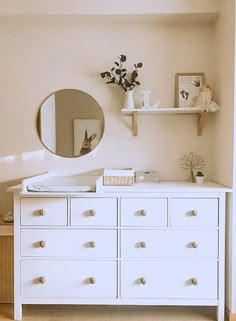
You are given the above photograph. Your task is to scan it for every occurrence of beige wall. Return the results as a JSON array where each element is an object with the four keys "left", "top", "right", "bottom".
[
  {"left": 0, "top": 19, "right": 217, "bottom": 214},
  {"left": 0, "top": 19, "right": 217, "bottom": 210}
]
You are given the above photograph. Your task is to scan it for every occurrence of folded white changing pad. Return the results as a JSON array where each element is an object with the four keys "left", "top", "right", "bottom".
[{"left": 27, "top": 175, "right": 97, "bottom": 192}]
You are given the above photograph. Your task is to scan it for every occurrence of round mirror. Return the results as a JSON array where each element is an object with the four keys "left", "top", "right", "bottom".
[{"left": 38, "top": 89, "right": 105, "bottom": 158}]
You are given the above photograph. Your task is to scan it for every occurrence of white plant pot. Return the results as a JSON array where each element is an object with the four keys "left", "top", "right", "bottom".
[
  {"left": 124, "top": 90, "right": 135, "bottom": 109},
  {"left": 195, "top": 176, "right": 204, "bottom": 184}
]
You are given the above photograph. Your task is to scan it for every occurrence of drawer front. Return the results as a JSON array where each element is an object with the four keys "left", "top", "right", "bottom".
[
  {"left": 170, "top": 198, "right": 218, "bottom": 227},
  {"left": 121, "top": 230, "right": 218, "bottom": 258},
  {"left": 121, "top": 198, "right": 167, "bottom": 227},
  {"left": 21, "top": 229, "right": 117, "bottom": 258},
  {"left": 21, "top": 260, "right": 117, "bottom": 298},
  {"left": 121, "top": 261, "right": 217, "bottom": 299},
  {"left": 71, "top": 198, "right": 117, "bottom": 226},
  {"left": 21, "top": 198, "right": 67, "bottom": 226}
]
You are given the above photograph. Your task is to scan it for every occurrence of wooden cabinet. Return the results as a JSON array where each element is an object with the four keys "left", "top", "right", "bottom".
[
  {"left": 11, "top": 182, "right": 228, "bottom": 321},
  {"left": 0, "top": 217, "right": 13, "bottom": 303}
]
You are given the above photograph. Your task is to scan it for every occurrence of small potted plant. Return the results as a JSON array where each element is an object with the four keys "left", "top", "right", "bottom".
[
  {"left": 195, "top": 171, "right": 205, "bottom": 184},
  {"left": 101, "top": 54, "right": 143, "bottom": 109}
]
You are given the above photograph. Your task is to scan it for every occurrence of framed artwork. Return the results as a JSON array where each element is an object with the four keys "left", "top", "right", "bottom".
[
  {"left": 74, "top": 119, "right": 102, "bottom": 156},
  {"left": 175, "top": 73, "right": 205, "bottom": 107}
]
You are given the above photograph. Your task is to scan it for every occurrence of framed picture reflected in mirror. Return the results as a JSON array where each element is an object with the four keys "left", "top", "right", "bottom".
[{"left": 74, "top": 119, "right": 102, "bottom": 156}]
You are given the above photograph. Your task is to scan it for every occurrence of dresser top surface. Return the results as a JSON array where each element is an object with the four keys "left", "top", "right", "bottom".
[{"left": 7, "top": 180, "right": 231, "bottom": 196}]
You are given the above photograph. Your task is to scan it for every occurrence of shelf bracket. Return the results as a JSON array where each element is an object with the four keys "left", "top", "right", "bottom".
[
  {"left": 132, "top": 111, "right": 138, "bottom": 136},
  {"left": 197, "top": 110, "right": 208, "bottom": 136}
]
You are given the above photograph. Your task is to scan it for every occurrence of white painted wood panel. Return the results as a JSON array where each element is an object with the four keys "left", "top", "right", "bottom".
[
  {"left": 170, "top": 198, "right": 218, "bottom": 227},
  {"left": 71, "top": 198, "right": 117, "bottom": 226},
  {"left": 121, "top": 230, "right": 218, "bottom": 258},
  {"left": 21, "top": 198, "right": 67, "bottom": 226},
  {"left": 21, "top": 229, "right": 117, "bottom": 258},
  {"left": 121, "top": 261, "right": 217, "bottom": 299},
  {"left": 21, "top": 260, "right": 117, "bottom": 298},
  {"left": 121, "top": 198, "right": 167, "bottom": 227}
]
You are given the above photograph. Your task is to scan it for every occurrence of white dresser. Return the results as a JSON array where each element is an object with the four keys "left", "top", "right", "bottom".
[{"left": 10, "top": 180, "right": 229, "bottom": 321}]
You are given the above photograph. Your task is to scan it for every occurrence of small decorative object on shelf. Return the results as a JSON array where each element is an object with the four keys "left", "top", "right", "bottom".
[
  {"left": 135, "top": 171, "right": 159, "bottom": 183},
  {"left": 179, "top": 152, "right": 206, "bottom": 183},
  {"left": 101, "top": 54, "right": 143, "bottom": 109},
  {"left": 124, "top": 89, "right": 135, "bottom": 109},
  {"left": 195, "top": 84, "right": 212, "bottom": 107},
  {"left": 142, "top": 90, "right": 151, "bottom": 107},
  {"left": 141, "top": 90, "right": 160, "bottom": 109},
  {"left": 195, "top": 171, "right": 205, "bottom": 184},
  {"left": 194, "top": 84, "right": 220, "bottom": 112}
]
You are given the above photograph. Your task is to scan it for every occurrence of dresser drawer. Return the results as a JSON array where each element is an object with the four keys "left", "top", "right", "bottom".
[
  {"left": 21, "top": 260, "right": 117, "bottom": 298},
  {"left": 121, "top": 261, "right": 217, "bottom": 299},
  {"left": 71, "top": 198, "right": 117, "bottom": 226},
  {"left": 121, "top": 230, "right": 218, "bottom": 258},
  {"left": 21, "top": 229, "right": 117, "bottom": 258},
  {"left": 21, "top": 198, "right": 68, "bottom": 226},
  {"left": 170, "top": 198, "right": 218, "bottom": 227},
  {"left": 121, "top": 198, "right": 167, "bottom": 227}
]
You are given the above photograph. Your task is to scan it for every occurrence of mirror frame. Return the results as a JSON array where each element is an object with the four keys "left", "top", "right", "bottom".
[{"left": 37, "top": 89, "right": 105, "bottom": 158}]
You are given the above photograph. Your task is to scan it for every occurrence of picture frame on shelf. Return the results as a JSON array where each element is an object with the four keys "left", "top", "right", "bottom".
[{"left": 175, "top": 73, "right": 205, "bottom": 108}]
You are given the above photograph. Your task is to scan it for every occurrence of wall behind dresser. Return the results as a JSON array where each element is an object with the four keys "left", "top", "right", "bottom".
[{"left": 0, "top": 16, "right": 223, "bottom": 212}]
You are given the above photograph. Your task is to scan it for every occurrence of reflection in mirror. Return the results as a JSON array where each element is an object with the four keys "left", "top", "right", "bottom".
[{"left": 38, "top": 89, "right": 105, "bottom": 158}]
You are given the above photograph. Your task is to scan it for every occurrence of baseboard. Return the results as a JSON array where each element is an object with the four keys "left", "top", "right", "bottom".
[{"left": 226, "top": 306, "right": 236, "bottom": 321}]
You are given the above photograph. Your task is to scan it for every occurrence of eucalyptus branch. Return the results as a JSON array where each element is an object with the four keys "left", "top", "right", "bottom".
[{"left": 101, "top": 54, "right": 143, "bottom": 92}]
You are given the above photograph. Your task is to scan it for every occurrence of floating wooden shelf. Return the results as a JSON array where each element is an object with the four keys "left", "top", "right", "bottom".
[{"left": 121, "top": 107, "right": 220, "bottom": 136}]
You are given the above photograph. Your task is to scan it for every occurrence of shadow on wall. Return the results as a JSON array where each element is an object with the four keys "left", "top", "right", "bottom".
[
  {"left": 0, "top": 150, "right": 49, "bottom": 214},
  {"left": 0, "top": 149, "right": 106, "bottom": 214}
]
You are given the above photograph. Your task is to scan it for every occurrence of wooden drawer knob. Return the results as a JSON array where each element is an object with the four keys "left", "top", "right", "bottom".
[
  {"left": 140, "top": 277, "right": 146, "bottom": 285},
  {"left": 140, "top": 241, "right": 146, "bottom": 248},
  {"left": 39, "top": 277, "right": 46, "bottom": 284},
  {"left": 191, "top": 278, "right": 198, "bottom": 285},
  {"left": 140, "top": 210, "right": 147, "bottom": 216},
  {"left": 191, "top": 210, "right": 198, "bottom": 216},
  {"left": 39, "top": 241, "right": 46, "bottom": 248},
  {"left": 90, "top": 277, "right": 96, "bottom": 284},
  {"left": 39, "top": 209, "right": 45, "bottom": 216},
  {"left": 90, "top": 241, "right": 96, "bottom": 248},
  {"left": 191, "top": 242, "right": 198, "bottom": 248},
  {"left": 90, "top": 209, "right": 96, "bottom": 216}
]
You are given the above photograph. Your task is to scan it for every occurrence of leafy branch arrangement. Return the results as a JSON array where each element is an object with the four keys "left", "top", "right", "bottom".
[
  {"left": 101, "top": 54, "right": 143, "bottom": 92},
  {"left": 179, "top": 152, "right": 206, "bottom": 182}
]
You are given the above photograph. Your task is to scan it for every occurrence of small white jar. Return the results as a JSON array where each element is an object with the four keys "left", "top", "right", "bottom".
[{"left": 195, "top": 175, "right": 204, "bottom": 184}]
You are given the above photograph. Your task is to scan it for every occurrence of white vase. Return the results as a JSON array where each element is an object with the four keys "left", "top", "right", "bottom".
[{"left": 124, "top": 90, "right": 135, "bottom": 109}]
